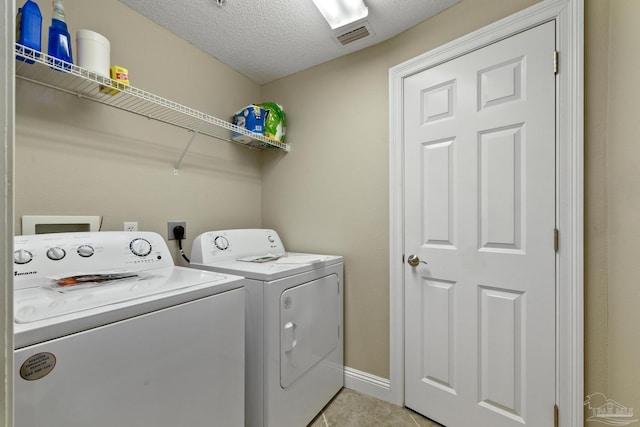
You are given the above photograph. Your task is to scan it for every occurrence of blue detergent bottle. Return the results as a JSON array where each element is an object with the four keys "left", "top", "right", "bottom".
[
  {"left": 47, "top": 0, "right": 72, "bottom": 70},
  {"left": 16, "top": 0, "right": 42, "bottom": 63}
]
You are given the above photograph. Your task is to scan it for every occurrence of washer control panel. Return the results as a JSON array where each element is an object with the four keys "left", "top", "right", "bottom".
[{"left": 14, "top": 231, "right": 174, "bottom": 289}]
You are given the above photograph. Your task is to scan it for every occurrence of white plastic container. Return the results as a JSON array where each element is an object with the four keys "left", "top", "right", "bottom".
[{"left": 76, "top": 29, "right": 110, "bottom": 76}]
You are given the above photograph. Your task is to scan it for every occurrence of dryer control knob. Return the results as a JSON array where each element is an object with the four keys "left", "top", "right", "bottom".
[
  {"left": 130, "top": 238, "right": 152, "bottom": 257},
  {"left": 14, "top": 249, "right": 33, "bottom": 264},
  {"left": 268, "top": 235, "right": 275, "bottom": 243},
  {"left": 77, "top": 245, "right": 94, "bottom": 258},
  {"left": 214, "top": 236, "right": 229, "bottom": 251},
  {"left": 46, "top": 247, "right": 66, "bottom": 261}
]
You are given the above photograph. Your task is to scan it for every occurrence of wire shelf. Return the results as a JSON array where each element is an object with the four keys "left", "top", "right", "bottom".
[{"left": 14, "top": 43, "right": 291, "bottom": 163}]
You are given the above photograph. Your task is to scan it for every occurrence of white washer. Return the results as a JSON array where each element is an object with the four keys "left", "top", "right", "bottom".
[
  {"left": 190, "top": 229, "right": 344, "bottom": 427},
  {"left": 13, "top": 231, "right": 246, "bottom": 427}
]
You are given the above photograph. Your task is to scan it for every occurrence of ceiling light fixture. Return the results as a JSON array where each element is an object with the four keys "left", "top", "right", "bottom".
[{"left": 311, "top": 0, "right": 368, "bottom": 30}]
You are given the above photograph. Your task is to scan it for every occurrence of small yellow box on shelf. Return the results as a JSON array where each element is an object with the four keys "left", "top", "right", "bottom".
[{"left": 99, "top": 65, "right": 129, "bottom": 96}]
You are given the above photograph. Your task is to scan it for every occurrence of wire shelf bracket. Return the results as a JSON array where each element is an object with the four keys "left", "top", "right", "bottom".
[{"left": 174, "top": 129, "right": 200, "bottom": 175}]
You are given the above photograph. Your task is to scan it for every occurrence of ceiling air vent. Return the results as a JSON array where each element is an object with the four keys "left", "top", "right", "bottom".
[{"left": 336, "top": 22, "right": 373, "bottom": 46}]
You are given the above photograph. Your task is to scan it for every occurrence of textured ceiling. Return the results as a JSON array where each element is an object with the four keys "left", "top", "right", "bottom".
[{"left": 118, "top": 0, "right": 461, "bottom": 84}]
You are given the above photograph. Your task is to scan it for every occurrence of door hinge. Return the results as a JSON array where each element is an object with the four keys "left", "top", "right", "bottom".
[
  {"left": 554, "top": 228, "right": 559, "bottom": 252},
  {"left": 553, "top": 50, "right": 559, "bottom": 74},
  {"left": 554, "top": 404, "right": 559, "bottom": 427}
]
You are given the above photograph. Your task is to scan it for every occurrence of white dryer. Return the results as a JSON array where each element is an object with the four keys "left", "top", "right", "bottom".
[
  {"left": 13, "top": 231, "right": 246, "bottom": 427},
  {"left": 190, "top": 229, "right": 344, "bottom": 427}
]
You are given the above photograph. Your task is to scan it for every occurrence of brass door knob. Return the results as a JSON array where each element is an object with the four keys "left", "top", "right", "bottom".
[{"left": 407, "top": 255, "right": 426, "bottom": 267}]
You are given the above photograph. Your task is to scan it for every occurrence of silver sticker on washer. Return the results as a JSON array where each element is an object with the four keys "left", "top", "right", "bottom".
[{"left": 20, "top": 352, "right": 56, "bottom": 381}]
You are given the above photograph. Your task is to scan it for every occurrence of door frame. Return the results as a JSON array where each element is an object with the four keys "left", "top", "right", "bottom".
[
  {"left": 1, "top": 0, "right": 15, "bottom": 425},
  {"left": 388, "top": 1, "right": 583, "bottom": 426}
]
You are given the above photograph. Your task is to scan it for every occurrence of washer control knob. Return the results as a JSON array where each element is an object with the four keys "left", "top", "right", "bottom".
[
  {"left": 214, "top": 236, "right": 229, "bottom": 251},
  {"left": 130, "top": 238, "right": 152, "bottom": 257},
  {"left": 46, "top": 247, "right": 66, "bottom": 261},
  {"left": 77, "top": 245, "right": 95, "bottom": 258},
  {"left": 268, "top": 235, "right": 275, "bottom": 243},
  {"left": 14, "top": 249, "right": 33, "bottom": 265}
]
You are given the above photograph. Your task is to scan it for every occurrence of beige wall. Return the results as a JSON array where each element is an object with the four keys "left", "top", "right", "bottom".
[
  {"left": 261, "top": 0, "right": 541, "bottom": 379},
  {"left": 15, "top": 0, "right": 265, "bottom": 264},
  {"left": 583, "top": 0, "right": 640, "bottom": 419},
  {"left": 585, "top": 0, "right": 610, "bottom": 405},
  {"left": 601, "top": 0, "right": 640, "bottom": 416}
]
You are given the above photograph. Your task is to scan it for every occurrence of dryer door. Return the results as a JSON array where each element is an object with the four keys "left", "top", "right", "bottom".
[{"left": 280, "top": 274, "right": 339, "bottom": 388}]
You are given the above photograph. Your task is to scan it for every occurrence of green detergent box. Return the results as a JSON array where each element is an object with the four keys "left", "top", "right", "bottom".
[
  {"left": 232, "top": 105, "right": 265, "bottom": 143},
  {"left": 260, "top": 102, "right": 286, "bottom": 143}
]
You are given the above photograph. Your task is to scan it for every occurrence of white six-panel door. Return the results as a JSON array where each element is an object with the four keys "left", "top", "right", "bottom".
[{"left": 403, "top": 21, "right": 556, "bottom": 427}]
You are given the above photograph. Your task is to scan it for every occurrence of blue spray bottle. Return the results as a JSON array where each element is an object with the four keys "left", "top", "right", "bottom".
[
  {"left": 16, "top": 0, "right": 42, "bottom": 63},
  {"left": 47, "top": 0, "right": 72, "bottom": 70}
]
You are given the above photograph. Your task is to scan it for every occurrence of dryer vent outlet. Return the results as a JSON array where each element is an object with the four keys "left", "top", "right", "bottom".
[{"left": 168, "top": 221, "right": 186, "bottom": 240}]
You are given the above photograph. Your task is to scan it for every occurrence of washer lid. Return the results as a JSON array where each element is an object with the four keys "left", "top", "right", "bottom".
[
  {"left": 14, "top": 266, "right": 237, "bottom": 324},
  {"left": 191, "top": 253, "right": 343, "bottom": 282},
  {"left": 14, "top": 266, "right": 246, "bottom": 349}
]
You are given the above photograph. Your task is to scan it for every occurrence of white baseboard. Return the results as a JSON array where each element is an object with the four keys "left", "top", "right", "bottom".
[{"left": 343, "top": 366, "right": 393, "bottom": 403}]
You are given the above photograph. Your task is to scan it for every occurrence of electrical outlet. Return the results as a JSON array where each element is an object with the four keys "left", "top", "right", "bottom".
[
  {"left": 124, "top": 222, "right": 138, "bottom": 232},
  {"left": 168, "top": 221, "right": 186, "bottom": 240}
]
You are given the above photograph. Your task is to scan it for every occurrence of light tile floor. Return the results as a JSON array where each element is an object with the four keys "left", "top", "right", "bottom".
[{"left": 308, "top": 388, "right": 444, "bottom": 427}]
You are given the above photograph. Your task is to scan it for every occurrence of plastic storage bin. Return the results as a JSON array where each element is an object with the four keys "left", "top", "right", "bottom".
[{"left": 76, "top": 29, "right": 110, "bottom": 76}]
